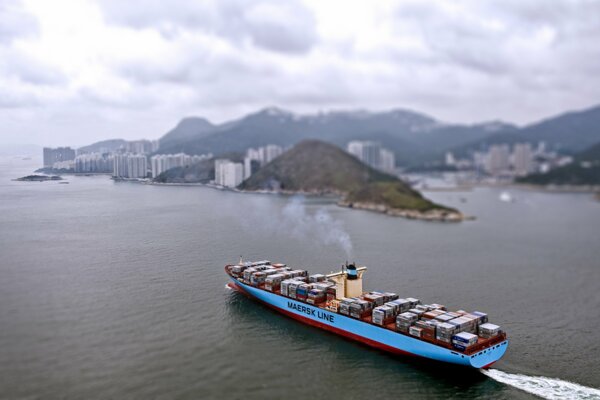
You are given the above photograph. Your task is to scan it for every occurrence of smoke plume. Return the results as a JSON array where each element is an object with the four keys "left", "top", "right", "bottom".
[{"left": 242, "top": 195, "right": 353, "bottom": 258}]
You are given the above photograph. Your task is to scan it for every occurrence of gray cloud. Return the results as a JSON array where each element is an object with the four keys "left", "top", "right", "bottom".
[
  {"left": 0, "top": 0, "right": 599, "bottom": 147},
  {"left": 99, "top": 0, "right": 317, "bottom": 54},
  {"left": 0, "top": 0, "right": 38, "bottom": 43}
]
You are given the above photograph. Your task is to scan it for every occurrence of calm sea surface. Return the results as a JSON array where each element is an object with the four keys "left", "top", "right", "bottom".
[{"left": 1, "top": 156, "right": 599, "bottom": 399}]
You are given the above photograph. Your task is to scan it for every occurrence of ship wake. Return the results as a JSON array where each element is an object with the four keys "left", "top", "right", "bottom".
[{"left": 481, "top": 369, "right": 600, "bottom": 400}]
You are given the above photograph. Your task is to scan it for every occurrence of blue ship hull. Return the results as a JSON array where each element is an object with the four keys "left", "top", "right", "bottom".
[{"left": 229, "top": 277, "right": 508, "bottom": 369}]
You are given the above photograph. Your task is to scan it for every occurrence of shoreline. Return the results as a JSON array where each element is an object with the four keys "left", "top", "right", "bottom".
[{"left": 337, "top": 200, "right": 468, "bottom": 222}]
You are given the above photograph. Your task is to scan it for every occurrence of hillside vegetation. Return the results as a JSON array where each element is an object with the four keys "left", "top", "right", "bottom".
[{"left": 240, "top": 140, "right": 459, "bottom": 218}]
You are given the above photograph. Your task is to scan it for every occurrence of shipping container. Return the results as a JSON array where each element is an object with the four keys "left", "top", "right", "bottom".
[
  {"left": 409, "top": 326, "right": 423, "bottom": 338},
  {"left": 479, "top": 323, "right": 500, "bottom": 338},
  {"left": 309, "top": 274, "right": 326, "bottom": 283}
]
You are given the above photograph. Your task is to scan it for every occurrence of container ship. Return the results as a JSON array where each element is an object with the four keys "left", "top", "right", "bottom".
[{"left": 225, "top": 260, "right": 508, "bottom": 369}]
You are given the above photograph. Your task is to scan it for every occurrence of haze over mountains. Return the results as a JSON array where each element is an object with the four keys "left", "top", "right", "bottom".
[{"left": 80, "top": 104, "right": 600, "bottom": 167}]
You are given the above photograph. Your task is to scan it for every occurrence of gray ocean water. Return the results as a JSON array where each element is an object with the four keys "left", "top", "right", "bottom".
[{"left": 1, "top": 156, "right": 599, "bottom": 400}]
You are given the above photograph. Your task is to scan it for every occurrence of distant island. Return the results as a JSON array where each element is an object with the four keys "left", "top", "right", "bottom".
[
  {"left": 15, "top": 175, "right": 63, "bottom": 182},
  {"left": 517, "top": 142, "right": 600, "bottom": 187},
  {"left": 240, "top": 140, "right": 463, "bottom": 221}
]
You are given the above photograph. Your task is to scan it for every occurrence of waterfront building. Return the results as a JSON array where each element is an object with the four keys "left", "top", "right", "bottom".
[
  {"left": 74, "top": 153, "right": 114, "bottom": 173},
  {"left": 485, "top": 145, "right": 510, "bottom": 176},
  {"left": 43, "top": 147, "right": 76, "bottom": 167},
  {"left": 150, "top": 153, "right": 210, "bottom": 178},
  {"left": 113, "top": 153, "right": 147, "bottom": 178},
  {"left": 512, "top": 143, "right": 533, "bottom": 176},
  {"left": 215, "top": 159, "right": 244, "bottom": 188}
]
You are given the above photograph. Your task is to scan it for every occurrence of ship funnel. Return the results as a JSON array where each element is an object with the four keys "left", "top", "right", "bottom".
[{"left": 346, "top": 263, "right": 358, "bottom": 280}]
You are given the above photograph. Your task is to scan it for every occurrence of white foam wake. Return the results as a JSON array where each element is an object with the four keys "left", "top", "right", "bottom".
[{"left": 481, "top": 369, "right": 600, "bottom": 400}]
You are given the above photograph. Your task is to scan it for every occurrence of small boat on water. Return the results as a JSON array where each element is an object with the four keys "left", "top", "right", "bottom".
[{"left": 499, "top": 192, "right": 514, "bottom": 203}]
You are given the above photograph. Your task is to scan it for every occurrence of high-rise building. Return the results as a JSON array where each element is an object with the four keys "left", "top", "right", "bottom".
[
  {"left": 150, "top": 153, "right": 211, "bottom": 178},
  {"left": 113, "top": 154, "right": 147, "bottom": 178},
  {"left": 513, "top": 143, "right": 533, "bottom": 176},
  {"left": 445, "top": 152, "right": 456, "bottom": 166},
  {"left": 242, "top": 144, "right": 284, "bottom": 179},
  {"left": 485, "top": 145, "right": 510, "bottom": 176},
  {"left": 379, "top": 149, "right": 396, "bottom": 173},
  {"left": 346, "top": 141, "right": 395, "bottom": 172},
  {"left": 214, "top": 159, "right": 244, "bottom": 188},
  {"left": 43, "top": 147, "right": 76, "bottom": 167},
  {"left": 74, "top": 153, "right": 114, "bottom": 173},
  {"left": 263, "top": 144, "right": 283, "bottom": 164}
]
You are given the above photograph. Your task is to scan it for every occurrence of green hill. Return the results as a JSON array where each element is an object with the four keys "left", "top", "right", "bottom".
[
  {"left": 240, "top": 140, "right": 462, "bottom": 220},
  {"left": 517, "top": 142, "right": 600, "bottom": 186}
]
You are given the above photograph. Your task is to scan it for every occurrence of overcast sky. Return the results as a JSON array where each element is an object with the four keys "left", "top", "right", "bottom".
[{"left": 1, "top": 0, "right": 599, "bottom": 147}]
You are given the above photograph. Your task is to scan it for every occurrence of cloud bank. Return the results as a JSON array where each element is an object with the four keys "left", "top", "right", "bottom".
[{"left": 0, "top": 0, "right": 599, "bottom": 146}]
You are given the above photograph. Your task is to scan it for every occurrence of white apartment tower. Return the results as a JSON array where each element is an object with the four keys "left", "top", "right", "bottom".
[{"left": 215, "top": 159, "right": 244, "bottom": 188}]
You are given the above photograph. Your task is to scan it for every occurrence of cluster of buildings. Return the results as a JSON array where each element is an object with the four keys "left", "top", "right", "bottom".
[
  {"left": 74, "top": 153, "right": 114, "bottom": 173},
  {"left": 43, "top": 147, "right": 76, "bottom": 169},
  {"left": 43, "top": 140, "right": 401, "bottom": 187},
  {"left": 113, "top": 154, "right": 148, "bottom": 179},
  {"left": 150, "top": 153, "right": 212, "bottom": 178},
  {"left": 445, "top": 142, "right": 573, "bottom": 178},
  {"left": 214, "top": 159, "right": 245, "bottom": 187},
  {"left": 42, "top": 140, "right": 211, "bottom": 180},
  {"left": 215, "top": 144, "right": 285, "bottom": 188},
  {"left": 346, "top": 141, "right": 396, "bottom": 173}
]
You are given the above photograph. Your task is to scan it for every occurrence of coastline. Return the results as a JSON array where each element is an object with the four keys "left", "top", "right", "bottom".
[
  {"left": 144, "top": 180, "right": 468, "bottom": 222},
  {"left": 337, "top": 200, "right": 467, "bottom": 222}
]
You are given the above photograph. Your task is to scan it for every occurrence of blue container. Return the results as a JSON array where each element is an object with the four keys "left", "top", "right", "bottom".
[{"left": 453, "top": 343, "right": 467, "bottom": 351}]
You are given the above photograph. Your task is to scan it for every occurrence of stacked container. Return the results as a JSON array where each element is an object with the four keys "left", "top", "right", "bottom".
[
  {"left": 230, "top": 264, "right": 247, "bottom": 277},
  {"left": 296, "top": 283, "right": 311, "bottom": 301},
  {"left": 406, "top": 298, "right": 421, "bottom": 308},
  {"left": 471, "top": 311, "right": 489, "bottom": 325},
  {"left": 391, "top": 299, "right": 411, "bottom": 314},
  {"left": 409, "top": 326, "right": 423, "bottom": 338},
  {"left": 250, "top": 271, "right": 267, "bottom": 286},
  {"left": 408, "top": 308, "right": 425, "bottom": 318},
  {"left": 307, "top": 288, "right": 326, "bottom": 305},
  {"left": 448, "top": 316, "right": 476, "bottom": 334},
  {"left": 372, "top": 305, "right": 396, "bottom": 326},
  {"left": 434, "top": 313, "right": 455, "bottom": 323},
  {"left": 267, "top": 273, "right": 288, "bottom": 292},
  {"left": 436, "top": 322, "right": 457, "bottom": 343},
  {"left": 350, "top": 299, "right": 371, "bottom": 319},
  {"left": 309, "top": 274, "right": 326, "bottom": 283},
  {"left": 363, "top": 292, "right": 386, "bottom": 307},
  {"left": 422, "top": 309, "right": 445, "bottom": 320},
  {"left": 243, "top": 267, "right": 256, "bottom": 282},
  {"left": 478, "top": 323, "right": 500, "bottom": 338},
  {"left": 383, "top": 292, "right": 399, "bottom": 302},
  {"left": 452, "top": 332, "right": 478, "bottom": 351},
  {"left": 326, "top": 286, "right": 337, "bottom": 302},
  {"left": 415, "top": 319, "right": 438, "bottom": 341},
  {"left": 339, "top": 298, "right": 354, "bottom": 316},
  {"left": 288, "top": 281, "right": 301, "bottom": 299},
  {"left": 396, "top": 312, "right": 418, "bottom": 333}
]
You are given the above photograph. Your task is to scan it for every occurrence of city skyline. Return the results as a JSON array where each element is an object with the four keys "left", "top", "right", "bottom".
[{"left": 1, "top": 0, "right": 600, "bottom": 147}]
